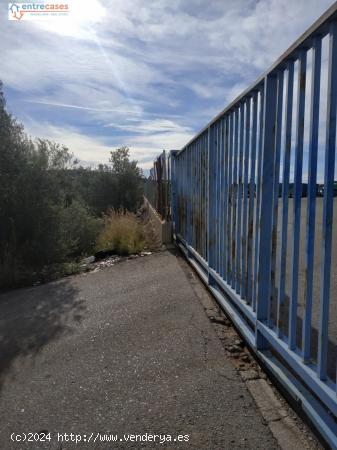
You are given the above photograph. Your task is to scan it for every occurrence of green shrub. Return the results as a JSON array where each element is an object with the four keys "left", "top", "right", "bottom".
[{"left": 59, "top": 200, "right": 101, "bottom": 258}]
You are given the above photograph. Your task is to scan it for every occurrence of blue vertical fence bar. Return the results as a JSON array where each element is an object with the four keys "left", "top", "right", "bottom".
[
  {"left": 247, "top": 93, "right": 258, "bottom": 304},
  {"left": 256, "top": 74, "right": 278, "bottom": 348},
  {"left": 231, "top": 109, "right": 239, "bottom": 289},
  {"left": 221, "top": 119, "right": 226, "bottom": 278},
  {"left": 223, "top": 117, "right": 229, "bottom": 280},
  {"left": 204, "top": 132, "right": 208, "bottom": 261},
  {"left": 220, "top": 119, "right": 226, "bottom": 278},
  {"left": 252, "top": 89, "right": 264, "bottom": 312},
  {"left": 197, "top": 140, "right": 199, "bottom": 254},
  {"left": 190, "top": 146, "right": 193, "bottom": 249},
  {"left": 197, "top": 140, "right": 201, "bottom": 254},
  {"left": 270, "top": 70, "right": 284, "bottom": 328},
  {"left": 318, "top": 20, "right": 337, "bottom": 382},
  {"left": 213, "top": 126, "right": 218, "bottom": 271},
  {"left": 303, "top": 37, "right": 322, "bottom": 362},
  {"left": 216, "top": 122, "right": 222, "bottom": 274},
  {"left": 236, "top": 103, "right": 245, "bottom": 293},
  {"left": 170, "top": 5, "right": 337, "bottom": 447},
  {"left": 188, "top": 146, "right": 192, "bottom": 246},
  {"left": 289, "top": 49, "right": 307, "bottom": 351},
  {"left": 193, "top": 142, "right": 196, "bottom": 250},
  {"left": 198, "top": 139, "right": 201, "bottom": 255},
  {"left": 203, "top": 136, "right": 205, "bottom": 257},
  {"left": 185, "top": 148, "right": 188, "bottom": 242},
  {"left": 241, "top": 99, "right": 251, "bottom": 300},
  {"left": 208, "top": 126, "right": 216, "bottom": 278},
  {"left": 227, "top": 113, "right": 234, "bottom": 283},
  {"left": 277, "top": 60, "right": 294, "bottom": 337}
]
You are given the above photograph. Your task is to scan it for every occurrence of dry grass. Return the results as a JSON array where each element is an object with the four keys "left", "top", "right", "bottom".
[{"left": 96, "top": 210, "right": 145, "bottom": 255}]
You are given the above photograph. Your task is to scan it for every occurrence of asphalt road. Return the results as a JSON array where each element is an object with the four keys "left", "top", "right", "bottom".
[{"left": 0, "top": 251, "right": 278, "bottom": 450}]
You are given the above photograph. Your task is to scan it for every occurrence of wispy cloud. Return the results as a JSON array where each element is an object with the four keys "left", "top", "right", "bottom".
[
  {"left": 25, "top": 100, "right": 183, "bottom": 119},
  {"left": 25, "top": 100, "right": 141, "bottom": 114}
]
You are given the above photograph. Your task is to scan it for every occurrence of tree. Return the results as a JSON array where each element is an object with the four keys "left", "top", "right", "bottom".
[
  {"left": 109, "top": 147, "right": 140, "bottom": 176},
  {"left": 109, "top": 147, "right": 143, "bottom": 211}
]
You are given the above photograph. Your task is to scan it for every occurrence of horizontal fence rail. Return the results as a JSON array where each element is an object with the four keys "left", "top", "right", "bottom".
[{"left": 170, "top": 3, "right": 337, "bottom": 447}]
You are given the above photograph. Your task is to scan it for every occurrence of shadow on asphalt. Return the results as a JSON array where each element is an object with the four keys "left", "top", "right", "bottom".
[{"left": 0, "top": 279, "right": 85, "bottom": 391}]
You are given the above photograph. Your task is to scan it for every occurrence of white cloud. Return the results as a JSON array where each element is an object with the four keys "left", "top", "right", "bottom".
[
  {"left": 23, "top": 117, "right": 193, "bottom": 169},
  {"left": 24, "top": 119, "right": 111, "bottom": 164},
  {"left": 0, "top": 0, "right": 335, "bottom": 169}
]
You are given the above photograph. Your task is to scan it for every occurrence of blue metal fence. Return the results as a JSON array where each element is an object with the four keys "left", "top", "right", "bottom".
[{"left": 171, "top": 4, "right": 337, "bottom": 447}]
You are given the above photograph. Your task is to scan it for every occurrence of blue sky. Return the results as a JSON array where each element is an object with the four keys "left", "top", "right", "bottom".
[{"left": 1, "top": 0, "right": 335, "bottom": 171}]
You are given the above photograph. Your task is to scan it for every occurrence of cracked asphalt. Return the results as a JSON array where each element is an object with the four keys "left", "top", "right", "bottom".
[{"left": 0, "top": 250, "right": 279, "bottom": 449}]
